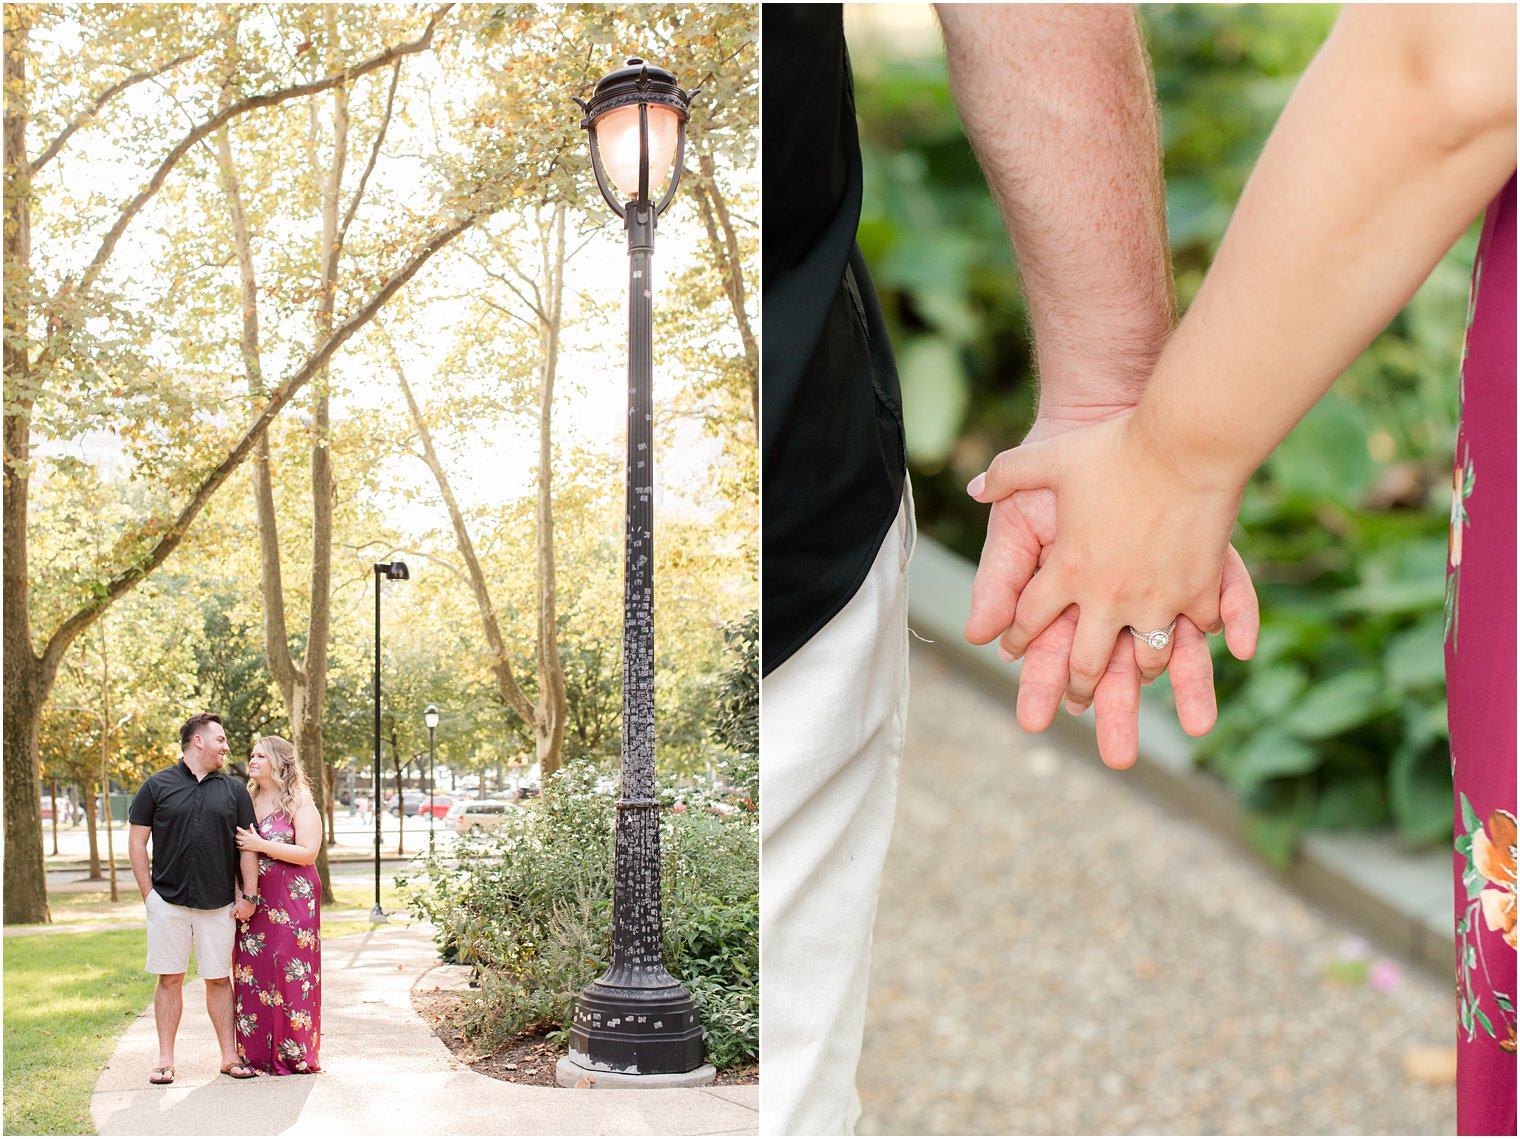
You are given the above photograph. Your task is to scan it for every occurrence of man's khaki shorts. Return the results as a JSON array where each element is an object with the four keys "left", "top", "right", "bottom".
[{"left": 143, "top": 888, "right": 236, "bottom": 979}]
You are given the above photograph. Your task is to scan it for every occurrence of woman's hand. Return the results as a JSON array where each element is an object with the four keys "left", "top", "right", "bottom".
[
  {"left": 235, "top": 825, "right": 267, "bottom": 855},
  {"left": 968, "top": 410, "right": 1251, "bottom": 709}
]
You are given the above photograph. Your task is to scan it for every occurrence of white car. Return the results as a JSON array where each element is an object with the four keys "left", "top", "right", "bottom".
[{"left": 446, "top": 799, "right": 515, "bottom": 833}]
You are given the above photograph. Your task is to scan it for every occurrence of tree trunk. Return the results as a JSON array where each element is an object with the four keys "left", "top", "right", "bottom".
[
  {"left": 396, "top": 205, "right": 571, "bottom": 784},
  {"left": 533, "top": 204, "right": 569, "bottom": 781},
  {"left": 82, "top": 774, "right": 102, "bottom": 880},
  {"left": 324, "top": 764, "right": 337, "bottom": 845},
  {"left": 2, "top": 11, "right": 49, "bottom": 925},
  {"left": 393, "top": 758, "right": 406, "bottom": 856},
  {"left": 49, "top": 779, "right": 59, "bottom": 855},
  {"left": 217, "top": 50, "right": 346, "bottom": 905},
  {"left": 692, "top": 151, "right": 758, "bottom": 435}
]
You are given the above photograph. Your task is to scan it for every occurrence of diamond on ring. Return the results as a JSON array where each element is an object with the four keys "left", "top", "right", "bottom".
[{"left": 1129, "top": 619, "right": 1178, "bottom": 650}]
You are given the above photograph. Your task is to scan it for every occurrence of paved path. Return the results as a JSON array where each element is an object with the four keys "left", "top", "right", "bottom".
[
  {"left": 91, "top": 921, "right": 758, "bottom": 1136},
  {"left": 855, "top": 642, "right": 1456, "bottom": 1136}
]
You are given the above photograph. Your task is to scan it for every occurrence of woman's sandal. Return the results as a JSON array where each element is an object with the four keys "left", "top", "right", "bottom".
[
  {"left": 148, "top": 1066, "right": 175, "bottom": 1085},
  {"left": 220, "top": 1062, "right": 258, "bottom": 1079}
]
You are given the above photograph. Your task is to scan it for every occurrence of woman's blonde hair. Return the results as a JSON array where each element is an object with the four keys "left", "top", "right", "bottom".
[{"left": 248, "top": 735, "right": 312, "bottom": 824}]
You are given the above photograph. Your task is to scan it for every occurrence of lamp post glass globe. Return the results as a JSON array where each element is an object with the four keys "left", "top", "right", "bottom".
[
  {"left": 576, "top": 58, "right": 692, "bottom": 218},
  {"left": 596, "top": 102, "right": 681, "bottom": 200},
  {"left": 424, "top": 704, "right": 439, "bottom": 730}
]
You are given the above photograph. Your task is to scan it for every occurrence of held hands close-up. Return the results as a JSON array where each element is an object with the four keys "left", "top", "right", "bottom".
[
  {"left": 954, "top": 1, "right": 1516, "bottom": 773},
  {"left": 963, "top": 405, "right": 1258, "bottom": 771}
]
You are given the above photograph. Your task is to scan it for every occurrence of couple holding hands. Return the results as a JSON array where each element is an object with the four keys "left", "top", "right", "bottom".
[
  {"left": 763, "top": 5, "right": 1514, "bottom": 1136},
  {"left": 129, "top": 713, "right": 324, "bottom": 1084}
]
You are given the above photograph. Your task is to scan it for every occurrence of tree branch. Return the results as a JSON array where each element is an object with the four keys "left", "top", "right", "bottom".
[
  {"left": 39, "top": 200, "right": 492, "bottom": 681},
  {"left": 338, "top": 59, "right": 403, "bottom": 249},
  {"left": 30, "top": 45, "right": 209, "bottom": 175},
  {"left": 68, "top": 5, "right": 451, "bottom": 304}
]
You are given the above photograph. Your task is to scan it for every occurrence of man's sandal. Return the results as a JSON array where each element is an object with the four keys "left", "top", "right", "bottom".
[
  {"left": 148, "top": 1066, "right": 175, "bottom": 1085},
  {"left": 220, "top": 1062, "right": 258, "bottom": 1079}
]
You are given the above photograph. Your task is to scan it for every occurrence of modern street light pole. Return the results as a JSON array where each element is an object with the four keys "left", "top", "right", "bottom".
[
  {"left": 561, "top": 58, "right": 709, "bottom": 1085},
  {"left": 371, "top": 560, "right": 409, "bottom": 922},
  {"left": 424, "top": 704, "right": 439, "bottom": 857}
]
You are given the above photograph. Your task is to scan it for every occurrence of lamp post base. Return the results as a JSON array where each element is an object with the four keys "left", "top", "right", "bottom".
[
  {"left": 567, "top": 974, "right": 705, "bottom": 1076},
  {"left": 555, "top": 1056, "right": 716, "bottom": 1089},
  {"left": 369, "top": 905, "right": 387, "bottom": 924}
]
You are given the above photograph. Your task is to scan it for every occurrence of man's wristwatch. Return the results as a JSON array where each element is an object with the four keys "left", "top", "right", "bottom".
[{"left": 240, "top": 892, "right": 261, "bottom": 907}]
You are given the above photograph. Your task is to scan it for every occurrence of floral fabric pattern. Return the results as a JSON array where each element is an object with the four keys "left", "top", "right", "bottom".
[
  {"left": 233, "top": 809, "right": 321, "bottom": 1074},
  {"left": 1455, "top": 796, "right": 1517, "bottom": 1053}
]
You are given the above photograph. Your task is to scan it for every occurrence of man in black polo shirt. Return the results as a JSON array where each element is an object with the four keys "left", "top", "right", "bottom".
[{"left": 129, "top": 712, "right": 259, "bottom": 1084}]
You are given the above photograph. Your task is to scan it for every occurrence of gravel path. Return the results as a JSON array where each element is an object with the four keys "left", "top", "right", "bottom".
[{"left": 856, "top": 643, "right": 1456, "bottom": 1136}]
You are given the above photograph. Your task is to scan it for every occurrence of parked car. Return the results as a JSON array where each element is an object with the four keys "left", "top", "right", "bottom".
[
  {"left": 386, "top": 791, "right": 427, "bottom": 817},
  {"left": 446, "top": 799, "right": 515, "bottom": 833},
  {"left": 416, "top": 794, "right": 454, "bottom": 820}
]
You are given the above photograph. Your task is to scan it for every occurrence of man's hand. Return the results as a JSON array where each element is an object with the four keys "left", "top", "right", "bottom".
[{"left": 232, "top": 897, "right": 255, "bottom": 923}]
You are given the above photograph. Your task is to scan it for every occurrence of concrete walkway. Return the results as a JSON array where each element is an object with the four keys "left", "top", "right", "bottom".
[
  {"left": 855, "top": 641, "right": 1456, "bottom": 1136},
  {"left": 91, "top": 921, "right": 758, "bottom": 1136}
]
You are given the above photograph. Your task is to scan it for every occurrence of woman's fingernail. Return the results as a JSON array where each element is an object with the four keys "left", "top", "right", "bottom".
[
  {"left": 1066, "top": 700, "right": 1089, "bottom": 716},
  {"left": 997, "top": 645, "right": 1014, "bottom": 663},
  {"left": 966, "top": 473, "right": 985, "bottom": 497}
]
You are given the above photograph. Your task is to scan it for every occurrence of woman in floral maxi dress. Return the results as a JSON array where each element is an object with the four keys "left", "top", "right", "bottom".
[{"left": 232, "top": 736, "right": 322, "bottom": 1074}]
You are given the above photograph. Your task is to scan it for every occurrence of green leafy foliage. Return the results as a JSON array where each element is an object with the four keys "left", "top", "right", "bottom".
[
  {"left": 709, "top": 610, "right": 758, "bottom": 805},
  {"left": 399, "top": 759, "right": 757, "bottom": 1068},
  {"left": 849, "top": 5, "right": 1470, "bottom": 857}
]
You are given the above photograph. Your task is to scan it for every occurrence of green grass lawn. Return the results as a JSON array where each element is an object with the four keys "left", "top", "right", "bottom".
[
  {"left": 4, "top": 928, "right": 149, "bottom": 1136},
  {"left": 329, "top": 882, "right": 406, "bottom": 913},
  {"left": 3, "top": 915, "right": 394, "bottom": 1135}
]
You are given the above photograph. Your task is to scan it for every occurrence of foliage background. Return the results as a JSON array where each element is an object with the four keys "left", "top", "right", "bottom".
[
  {"left": 401, "top": 758, "right": 758, "bottom": 1068},
  {"left": 846, "top": 3, "right": 1470, "bottom": 861},
  {"left": 16, "top": 3, "right": 758, "bottom": 814}
]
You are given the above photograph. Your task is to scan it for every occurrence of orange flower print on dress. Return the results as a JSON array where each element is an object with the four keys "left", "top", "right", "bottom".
[
  {"left": 1475, "top": 810, "right": 1518, "bottom": 950},
  {"left": 1456, "top": 793, "right": 1518, "bottom": 1051}
]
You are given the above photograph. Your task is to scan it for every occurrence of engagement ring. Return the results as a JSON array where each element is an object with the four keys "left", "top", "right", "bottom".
[{"left": 1129, "top": 619, "right": 1178, "bottom": 650}]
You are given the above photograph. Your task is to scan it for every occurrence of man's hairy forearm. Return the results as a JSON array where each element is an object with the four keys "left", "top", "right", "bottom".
[{"left": 937, "top": 4, "right": 1173, "bottom": 411}]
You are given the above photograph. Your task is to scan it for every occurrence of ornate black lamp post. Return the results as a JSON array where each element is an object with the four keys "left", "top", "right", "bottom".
[
  {"left": 560, "top": 58, "right": 709, "bottom": 1085},
  {"left": 424, "top": 704, "right": 439, "bottom": 856},
  {"left": 371, "top": 560, "right": 408, "bottom": 922}
]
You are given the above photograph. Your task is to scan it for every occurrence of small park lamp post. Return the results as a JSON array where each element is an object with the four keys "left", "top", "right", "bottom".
[
  {"left": 424, "top": 704, "right": 440, "bottom": 855},
  {"left": 371, "top": 560, "right": 409, "bottom": 922},
  {"left": 560, "top": 58, "right": 710, "bottom": 1086}
]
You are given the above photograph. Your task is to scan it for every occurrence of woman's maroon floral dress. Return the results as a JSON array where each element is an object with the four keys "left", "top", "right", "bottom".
[
  {"left": 1447, "top": 173, "right": 1515, "bottom": 1136},
  {"left": 233, "top": 809, "right": 321, "bottom": 1074}
]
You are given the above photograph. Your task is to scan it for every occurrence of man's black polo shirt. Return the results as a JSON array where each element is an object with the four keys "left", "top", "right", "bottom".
[
  {"left": 129, "top": 761, "right": 255, "bottom": 909},
  {"left": 763, "top": 4, "right": 906, "bottom": 675}
]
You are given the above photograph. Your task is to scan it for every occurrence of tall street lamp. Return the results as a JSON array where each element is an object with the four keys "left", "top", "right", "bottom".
[
  {"left": 559, "top": 58, "right": 711, "bottom": 1088},
  {"left": 371, "top": 559, "right": 409, "bottom": 922},
  {"left": 424, "top": 704, "right": 440, "bottom": 856}
]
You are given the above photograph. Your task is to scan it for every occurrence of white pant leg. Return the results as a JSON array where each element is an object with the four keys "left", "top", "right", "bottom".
[{"left": 761, "top": 488, "right": 914, "bottom": 1136}]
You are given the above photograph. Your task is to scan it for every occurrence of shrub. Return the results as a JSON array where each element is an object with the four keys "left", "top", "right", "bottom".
[{"left": 400, "top": 758, "right": 758, "bottom": 1067}]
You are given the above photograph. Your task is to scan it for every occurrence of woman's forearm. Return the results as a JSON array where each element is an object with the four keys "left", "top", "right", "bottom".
[
  {"left": 1135, "top": 4, "right": 1515, "bottom": 488},
  {"left": 263, "top": 842, "right": 320, "bottom": 866}
]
